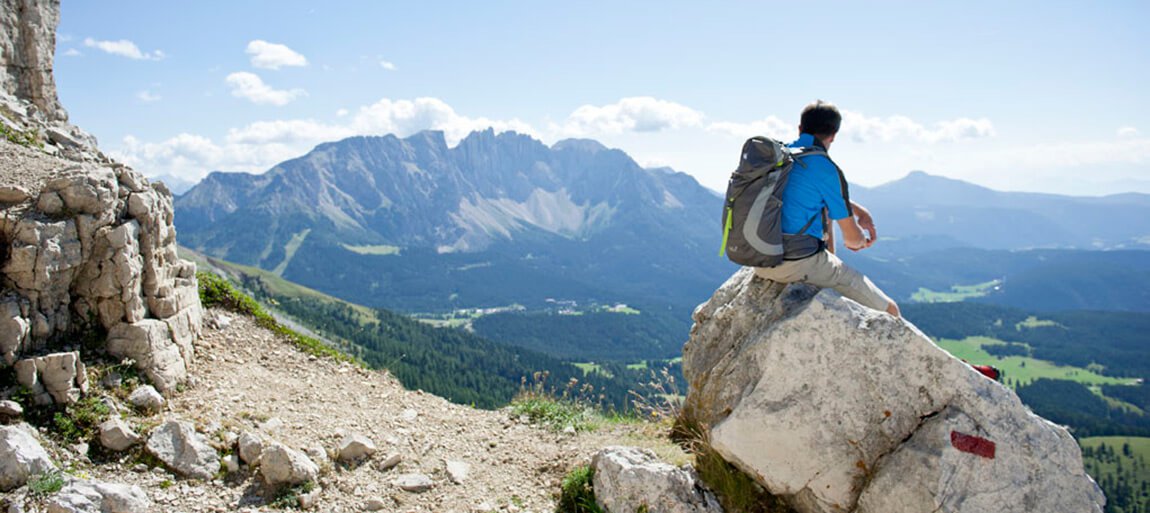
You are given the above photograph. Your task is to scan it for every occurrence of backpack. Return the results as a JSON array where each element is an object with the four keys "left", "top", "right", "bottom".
[{"left": 719, "top": 136, "right": 825, "bottom": 267}]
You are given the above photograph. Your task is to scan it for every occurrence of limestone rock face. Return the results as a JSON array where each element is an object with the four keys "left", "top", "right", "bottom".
[
  {"left": 681, "top": 268, "right": 1105, "bottom": 513},
  {"left": 0, "top": 423, "right": 56, "bottom": 492},
  {"left": 591, "top": 446, "right": 721, "bottom": 513},
  {"left": 0, "top": 0, "right": 66, "bottom": 121},
  {"left": 145, "top": 420, "right": 219, "bottom": 480},
  {"left": 1, "top": 163, "right": 202, "bottom": 397}
]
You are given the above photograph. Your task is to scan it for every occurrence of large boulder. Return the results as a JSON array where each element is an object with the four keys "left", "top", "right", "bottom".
[
  {"left": 144, "top": 420, "right": 219, "bottom": 480},
  {"left": 681, "top": 268, "right": 1105, "bottom": 513},
  {"left": 592, "top": 446, "right": 722, "bottom": 513},
  {"left": 0, "top": 424, "right": 56, "bottom": 492}
]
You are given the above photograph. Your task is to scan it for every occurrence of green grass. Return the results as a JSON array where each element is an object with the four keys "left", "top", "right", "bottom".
[
  {"left": 340, "top": 243, "right": 401, "bottom": 256},
  {"left": 28, "top": 469, "right": 65, "bottom": 497},
  {"left": 1015, "top": 315, "right": 1061, "bottom": 330},
  {"left": 572, "top": 362, "right": 614, "bottom": 379},
  {"left": 509, "top": 393, "right": 601, "bottom": 432},
  {"left": 272, "top": 229, "right": 311, "bottom": 276},
  {"left": 911, "top": 279, "right": 1001, "bottom": 303},
  {"left": 936, "top": 337, "right": 1139, "bottom": 388},
  {"left": 0, "top": 123, "right": 41, "bottom": 148},
  {"left": 197, "top": 271, "right": 359, "bottom": 365},
  {"left": 557, "top": 465, "right": 604, "bottom": 513},
  {"left": 1080, "top": 437, "right": 1150, "bottom": 513}
]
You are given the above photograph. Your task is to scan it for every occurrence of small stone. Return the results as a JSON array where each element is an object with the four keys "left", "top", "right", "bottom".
[
  {"left": 376, "top": 453, "right": 402, "bottom": 472},
  {"left": 393, "top": 473, "right": 433, "bottom": 493},
  {"left": 298, "top": 487, "right": 321, "bottom": 510},
  {"left": 100, "top": 372, "right": 123, "bottom": 389},
  {"left": 237, "top": 431, "right": 264, "bottom": 465},
  {"left": 145, "top": 420, "right": 219, "bottom": 480},
  {"left": 0, "top": 400, "right": 22, "bottom": 420},
  {"left": 99, "top": 418, "right": 141, "bottom": 452},
  {"left": 128, "top": 385, "right": 164, "bottom": 412},
  {"left": 224, "top": 454, "right": 240, "bottom": 473},
  {"left": 338, "top": 433, "right": 377, "bottom": 463},
  {"left": 364, "top": 498, "right": 387, "bottom": 511},
  {"left": 445, "top": 460, "right": 471, "bottom": 484},
  {"left": 71, "top": 442, "right": 90, "bottom": 457},
  {"left": 258, "top": 417, "right": 284, "bottom": 433},
  {"left": 562, "top": 425, "right": 576, "bottom": 436},
  {"left": 305, "top": 444, "right": 328, "bottom": 465},
  {"left": 400, "top": 409, "right": 418, "bottom": 422},
  {"left": 259, "top": 442, "right": 318, "bottom": 486}
]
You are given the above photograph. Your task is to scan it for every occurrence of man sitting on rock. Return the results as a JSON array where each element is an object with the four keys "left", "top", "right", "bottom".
[{"left": 753, "top": 100, "right": 901, "bottom": 317}]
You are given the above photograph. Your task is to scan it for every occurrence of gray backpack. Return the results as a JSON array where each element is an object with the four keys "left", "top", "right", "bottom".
[{"left": 719, "top": 136, "right": 825, "bottom": 267}]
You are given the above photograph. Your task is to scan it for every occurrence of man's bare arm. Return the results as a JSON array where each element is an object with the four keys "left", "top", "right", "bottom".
[
  {"left": 850, "top": 200, "right": 876, "bottom": 242},
  {"left": 836, "top": 217, "right": 870, "bottom": 251}
]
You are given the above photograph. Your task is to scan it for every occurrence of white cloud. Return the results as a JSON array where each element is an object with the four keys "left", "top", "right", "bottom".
[
  {"left": 380, "top": 60, "right": 397, "bottom": 71},
  {"left": 336, "top": 108, "right": 349, "bottom": 117},
  {"left": 113, "top": 96, "right": 535, "bottom": 183},
  {"left": 246, "top": 40, "right": 308, "bottom": 70},
  {"left": 83, "top": 38, "right": 165, "bottom": 60},
  {"left": 559, "top": 96, "right": 704, "bottom": 135},
  {"left": 136, "top": 90, "right": 162, "bottom": 103},
  {"left": 840, "top": 110, "right": 994, "bottom": 144},
  {"left": 62, "top": 48, "right": 82, "bottom": 57},
  {"left": 707, "top": 116, "right": 794, "bottom": 141},
  {"left": 225, "top": 72, "right": 306, "bottom": 106},
  {"left": 1118, "top": 126, "right": 1140, "bottom": 138}
]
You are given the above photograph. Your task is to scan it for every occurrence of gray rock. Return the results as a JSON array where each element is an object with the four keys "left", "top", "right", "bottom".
[
  {"left": 127, "top": 385, "right": 164, "bottom": 412},
  {"left": 258, "top": 417, "right": 285, "bottom": 433},
  {"left": 298, "top": 487, "right": 321, "bottom": 510},
  {"left": 237, "top": 431, "right": 264, "bottom": 465},
  {"left": 259, "top": 442, "right": 319, "bottom": 486},
  {"left": 0, "top": 424, "right": 56, "bottom": 492},
  {"left": 0, "top": 0, "right": 67, "bottom": 120},
  {"left": 98, "top": 418, "right": 140, "bottom": 452},
  {"left": 107, "top": 322, "right": 187, "bottom": 394},
  {"left": 223, "top": 454, "right": 240, "bottom": 473},
  {"left": 592, "top": 446, "right": 721, "bottom": 513},
  {"left": 364, "top": 498, "right": 388, "bottom": 511},
  {"left": 46, "top": 478, "right": 151, "bottom": 513},
  {"left": 682, "top": 269, "right": 1106, "bottom": 513},
  {"left": 13, "top": 352, "right": 87, "bottom": 405},
  {"left": 144, "top": 420, "right": 219, "bottom": 480},
  {"left": 0, "top": 400, "right": 23, "bottom": 421},
  {"left": 445, "top": 460, "right": 470, "bottom": 484},
  {"left": 393, "top": 473, "right": 434, "bottom": 493},
  {"left": 337, "top": 433, "right": 376, "bottom": 462},
  {"left": 376, "top": 453, "right": 402, "bottom": 472},
  {"left": 0, "top": 185, "right": 31, "bottom": 204},
  {"left": 305, "top": 444, "right": 328, "bottom": 465}
]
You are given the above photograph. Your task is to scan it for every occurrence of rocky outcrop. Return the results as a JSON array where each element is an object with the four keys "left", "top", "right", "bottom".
[
  {"left": 591, "top": 446, "right": 722, "bottom": 513},
  {"left": 681, "top": 268, "right": 1105, "bottom": 513},
  {"left": 0, "top": 0, "right": 66, "bottom": 121},
  {"left": 0, "top": 0, "right": 201, "bottom": 399}
]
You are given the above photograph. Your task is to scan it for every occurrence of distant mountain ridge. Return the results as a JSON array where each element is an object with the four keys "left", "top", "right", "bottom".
[
  {"left": 176, "top": 129, "right": 733, "bottom": 313},
  {"left": 851, "top": 170, "right": 1150, "bottom": 250}
]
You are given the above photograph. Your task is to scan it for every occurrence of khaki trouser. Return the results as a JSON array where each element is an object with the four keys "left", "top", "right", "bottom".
[{"left": 753, "top": 250, "right": 893, "bottom": 312}]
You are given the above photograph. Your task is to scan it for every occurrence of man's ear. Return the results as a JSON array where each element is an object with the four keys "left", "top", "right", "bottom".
[{"left": 825, "top": 133, "right": 837, "bottom": 145}]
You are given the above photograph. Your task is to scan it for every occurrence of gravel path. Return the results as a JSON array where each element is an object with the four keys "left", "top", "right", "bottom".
[{"left": 70, "top": 309, "right": 682, "bottom": 513}]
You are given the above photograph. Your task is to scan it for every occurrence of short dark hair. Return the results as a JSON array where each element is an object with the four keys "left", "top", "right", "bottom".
[{"left": 800, "top": 100, "right": 842, "bottom": 137}]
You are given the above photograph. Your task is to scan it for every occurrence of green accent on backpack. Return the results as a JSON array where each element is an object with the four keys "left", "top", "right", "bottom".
[{"left": 719, "top": 206, "right": 734, "bottom": 256}]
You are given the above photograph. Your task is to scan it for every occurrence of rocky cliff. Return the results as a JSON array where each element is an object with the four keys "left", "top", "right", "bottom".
[
  {"left": 1, "top": 0, "right": 201, "bottom": 399},
  {"left": 681, "top": 268, "right": 1105, "bottom": 513}
]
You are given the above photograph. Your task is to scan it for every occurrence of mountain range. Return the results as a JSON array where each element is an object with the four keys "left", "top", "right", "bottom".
[{"left": 175, "top": 129, "right": 733, "bottom": 315}]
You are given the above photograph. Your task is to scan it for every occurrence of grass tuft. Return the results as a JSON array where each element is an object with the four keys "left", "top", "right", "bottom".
[
  {"left": 674, "top": 415, "right": 796, "bottom": 513},
  {"left": 269, "top": 480, "right": 316, "bottom": 509},
  {"left": 28, "top": 469, "right": 66, "bottom": 497},
  {"left": 557, "top": 465, "right": 603, "bottom": 513}
]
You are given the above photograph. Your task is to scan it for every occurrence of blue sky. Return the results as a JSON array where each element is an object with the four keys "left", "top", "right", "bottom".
[{"left": 55, "top": 1, "right": 1149, "bottom": 195}]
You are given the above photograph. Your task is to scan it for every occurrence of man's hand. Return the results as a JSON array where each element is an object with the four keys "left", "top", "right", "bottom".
[{"left": 851, "top": 201, "right": 876, "bottom": 248}]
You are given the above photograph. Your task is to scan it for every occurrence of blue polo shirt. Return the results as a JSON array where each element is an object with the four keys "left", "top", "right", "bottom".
[{"left": 781, "top": 133, "right": 852, "bottom": 238}]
